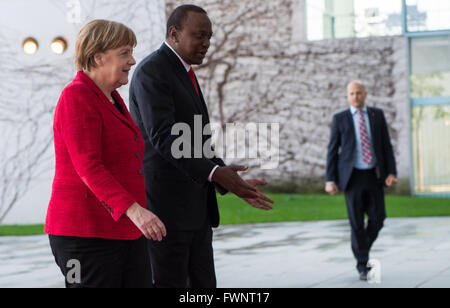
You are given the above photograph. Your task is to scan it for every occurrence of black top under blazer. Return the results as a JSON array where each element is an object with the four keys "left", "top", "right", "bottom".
[
  {"left": 326, "top": 107, "right": 397, "bottom": 191},
  {"left": 129, "top": 44, "right": 226, "bottom": 231}
]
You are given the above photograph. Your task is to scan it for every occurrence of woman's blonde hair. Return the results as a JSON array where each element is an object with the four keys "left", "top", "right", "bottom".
[{"left": 75, "top": 19, "right": 137, "bottom": 71}]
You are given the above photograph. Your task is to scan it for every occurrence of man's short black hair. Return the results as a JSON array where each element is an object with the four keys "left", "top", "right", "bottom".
[{"left": 166, "top": 4, "right": 207, "bottom": 38}]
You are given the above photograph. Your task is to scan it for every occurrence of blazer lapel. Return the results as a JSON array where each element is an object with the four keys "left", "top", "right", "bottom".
[
  {"left": 346, "top": 108, "right": 357, "bottom": 146},
  {"left": 194, "top": 74, "right": 211, "bottom": 123},
  {"left": 111, "top": 91, "right": 140, "bottom": 132},
  {"left": 367, "top": 107, "right": 377, "bottom": 144},
  {"left": 100, "top": 91, "right": 140, "bottom": 134},
  {"left": 77, "top": 71, "right": 138, "bottom": 134},
  {"left": 161, "top": 44, "right": 207, "bottom": 116}
]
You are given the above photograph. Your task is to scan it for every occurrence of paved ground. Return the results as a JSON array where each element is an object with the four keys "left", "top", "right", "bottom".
[{"left": 1, "top": 217, "right": 450, "bottom": 288}]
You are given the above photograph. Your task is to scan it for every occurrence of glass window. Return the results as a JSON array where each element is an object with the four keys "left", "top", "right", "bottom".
[
  {"left": 406, "top": 0, "right": 450, "bottom": 32},
  {"left": 306, "top": 0, "right": 327, "bottom": 40},
  {"left": 410, "top": 35, "right": 450, "bottom": 195},
  {"left": 305, "top": 0, "right": 403, "bottom": 40},
  {"left": 412, "top": 105, "right": 450, "bottom": 193},
  {"left": 304, "top": 1, "right": 450, "bottom": 40},
  {"left": 353, "top": 0, "right": 402, "bottom": 37},
  {"left": 410, "top": 36, "right": 450, "bottom": 97}
]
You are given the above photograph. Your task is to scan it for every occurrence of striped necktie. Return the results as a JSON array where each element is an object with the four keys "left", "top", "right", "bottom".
[{"left": 358, "top": 110, "right": 373, "bottom": 165}]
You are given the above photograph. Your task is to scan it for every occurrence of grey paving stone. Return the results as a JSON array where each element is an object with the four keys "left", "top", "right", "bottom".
[{"left": 0, "top": 217, "right": 449, "bottom": 288}]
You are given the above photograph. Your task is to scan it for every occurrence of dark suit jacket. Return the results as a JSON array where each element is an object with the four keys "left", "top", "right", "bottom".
[
  {"left": 326, "top": 107, "right": 397, "bottom": 191},
  {"left": 129, "top": 43, "right": 226, "bottom": 231}
]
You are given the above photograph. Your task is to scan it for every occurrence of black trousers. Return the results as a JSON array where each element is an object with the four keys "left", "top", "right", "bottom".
[
  {"left": 344, "top": 169, "right": 386, "bottom": 271},
  {"left": 148, "top": 222, "right": 216, "bottom": 288},
  {"left": 49, "top": 235, "right": 152, "bottom": 288}
]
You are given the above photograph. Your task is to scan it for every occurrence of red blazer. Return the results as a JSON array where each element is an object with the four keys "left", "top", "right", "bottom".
[{"left": 45, "top": 71, "right": 146, "bottom": 240}]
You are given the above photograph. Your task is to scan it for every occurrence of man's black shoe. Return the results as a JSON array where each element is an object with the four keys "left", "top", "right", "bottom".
[{"left": 359, "top": 270, "right": 368, "bottom": 281}]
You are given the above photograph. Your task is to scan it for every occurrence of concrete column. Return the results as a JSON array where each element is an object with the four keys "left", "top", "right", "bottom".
[{"left": 292, "top": 0, "right": 307, "bottom": 42}]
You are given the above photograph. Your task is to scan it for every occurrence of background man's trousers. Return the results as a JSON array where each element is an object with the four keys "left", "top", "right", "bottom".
[{"left": 344, "top": 168, "right": 386, "bottom": 271}]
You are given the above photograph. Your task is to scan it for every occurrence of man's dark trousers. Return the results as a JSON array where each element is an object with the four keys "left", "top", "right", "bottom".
[{"left": 344, "top": 168, "right": 386, "bottom": 271}]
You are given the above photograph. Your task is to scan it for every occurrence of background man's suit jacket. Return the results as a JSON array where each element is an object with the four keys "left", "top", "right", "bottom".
[
  {"left": 129, "top": 44, "right": 226, "bottom": 231},
  {"left": 326, "top": 107, "right": 397, "bottom": 191}
]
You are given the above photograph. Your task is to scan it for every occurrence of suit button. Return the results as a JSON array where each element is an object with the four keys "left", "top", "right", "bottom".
[
  {"left": 134, "top": 135, "right": 139, "bottom": 141},
  {"left": 138, "top": 169, "right": 143, "bottom": 174},
  {"left": 136, "top": 152, "right": 140, "bottom": 158}
]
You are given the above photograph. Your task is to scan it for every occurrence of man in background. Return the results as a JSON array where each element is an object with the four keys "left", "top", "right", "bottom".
[{"left": 325, "top": 81, "right": 397, "bottom": 281}]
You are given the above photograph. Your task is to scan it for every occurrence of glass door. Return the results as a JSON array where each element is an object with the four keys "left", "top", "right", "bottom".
[{"left": 410, "top": 35, "right": 450, "bottom": 195}]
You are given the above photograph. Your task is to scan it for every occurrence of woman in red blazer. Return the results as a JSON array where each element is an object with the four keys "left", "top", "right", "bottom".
[{"left": 45, "top": 19, "right": 166, "bottom": 288}]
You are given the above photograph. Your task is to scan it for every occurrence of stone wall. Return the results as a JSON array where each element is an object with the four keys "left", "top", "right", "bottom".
[{"left": 167, "top": 0, "right": 410, "bottom": 188}]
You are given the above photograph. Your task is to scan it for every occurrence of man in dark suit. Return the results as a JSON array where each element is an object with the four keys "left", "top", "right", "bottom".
[
  {"left": 325, "top": 81, "right": 398, "bottom": 281},
  {"left": 129, "top": 4, "right": 273, "bottom": 288}
]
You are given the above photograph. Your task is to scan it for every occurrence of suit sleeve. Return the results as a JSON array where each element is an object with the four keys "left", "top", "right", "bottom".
[
  {"left": 57, "top": 89, "right": 136, "bottom": 221},
  {"left": 380, "top": 111, "right": 397, "bottom": 177},
  {"left": 131, "top": 64, "right": 216, "bottom": 184},
  {"left": 210, "top": 157, "right": 228, "bottom": 195},
  {"left": 326, "top": 114, "right": 340, "bottom": 183}
]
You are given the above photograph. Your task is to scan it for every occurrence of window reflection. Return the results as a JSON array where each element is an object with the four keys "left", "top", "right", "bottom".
[
  {"left": 304, "top": 0, "right": 450, "bottom": 41},
  {"left": 412, "top": 105, "right": 450, "bottom": 193},
  {"left": 406, "top": 0, "right": 450, "bottom": 32},
  {"left": 411, "top": 36, "right": 450, "bottom": 97}
]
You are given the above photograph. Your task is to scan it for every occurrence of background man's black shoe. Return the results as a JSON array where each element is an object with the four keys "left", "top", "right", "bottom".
[{"left": 359, "top": 270, "right": 368, "bottom": 281}]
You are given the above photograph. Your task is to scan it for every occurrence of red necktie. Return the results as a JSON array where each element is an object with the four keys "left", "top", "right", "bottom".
[
  {"left": 188, "top": 68, "right": 199, "bottom": 95},
  {"left": 358, "top": 110, "right": 373, "bottom": 165}
]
